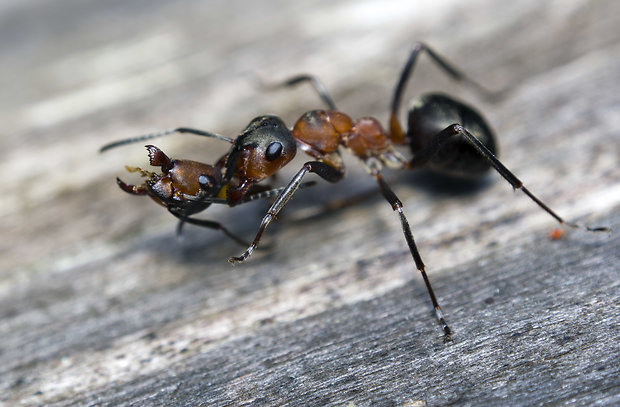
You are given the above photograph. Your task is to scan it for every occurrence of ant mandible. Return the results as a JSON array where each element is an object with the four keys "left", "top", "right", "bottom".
[{"left": 101, "top": 43, "right": 608, "bottom": 341}]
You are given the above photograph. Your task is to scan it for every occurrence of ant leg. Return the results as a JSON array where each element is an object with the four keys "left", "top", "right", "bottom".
[
  {"left": 374, "top": 172, "right": 452, "bottom": 341},
  {"left": 169, "top": 211, "right": 252, "bottom": 247},
  {"left": 410, "top": 123, "right": 609, "bottom": 233},
  {"left": 260, "top": 74, "right": 337, "bottom": 110},
  {"left": 229, "top": 161, "right": 344, "bottom": 263},
  {"left": 100, "top": 127, "right": 234, "bottom": 153},
  {"left": 175, "top": 182, "right": 317, "bottom": 247},
  {"left": 390, "top": 42, "right": 501, "bottom": 143},
  {"left": 241, "top": 181, "right": 318, "bottom": 203},
  {"left": 182, "top": 181, "right": 318, "bottom": 206}
]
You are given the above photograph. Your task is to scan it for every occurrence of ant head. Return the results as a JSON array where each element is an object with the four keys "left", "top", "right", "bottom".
[{"left": 225, "top": 115, "right": 297, "bottom": 182}]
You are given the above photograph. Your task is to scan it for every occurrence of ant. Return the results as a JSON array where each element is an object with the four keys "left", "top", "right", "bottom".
[{"left": 101, "top": 43, "right": 608, "bottom": 341}]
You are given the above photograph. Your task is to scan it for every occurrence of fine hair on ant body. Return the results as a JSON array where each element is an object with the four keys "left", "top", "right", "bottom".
[{"left": 101, "top": 42, "right": 608, "bottom": 341}]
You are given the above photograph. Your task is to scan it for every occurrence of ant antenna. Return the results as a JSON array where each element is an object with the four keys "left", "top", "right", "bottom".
[{"left": 100, "top": 127, "right": 234, "bottom": 153}]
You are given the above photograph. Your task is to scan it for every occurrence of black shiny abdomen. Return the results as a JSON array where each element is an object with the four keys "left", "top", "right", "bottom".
[{"left": 407, "top": 93, "right": 497, "bottom": 177}]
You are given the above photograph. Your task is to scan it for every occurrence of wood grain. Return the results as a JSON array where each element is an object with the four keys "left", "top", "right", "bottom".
[{"left": 1, "top": 0, "right": 619, "bottom": 406}]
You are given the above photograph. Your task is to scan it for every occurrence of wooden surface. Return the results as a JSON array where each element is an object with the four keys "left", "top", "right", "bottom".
[{"left": 1, "top": 1, "right": 619, "bottom": 406}]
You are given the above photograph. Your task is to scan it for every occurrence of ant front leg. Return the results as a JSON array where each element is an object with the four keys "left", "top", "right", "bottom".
[
  {"left": 410, "top": 123, "right": 610, "bottom": 233},
  {"left": 229, "top": 161, "right": 344, "bottom": 263},
  {"left": 169, "top": 211, "right": 252, "bottom": 247},
  {"left": 374, "top": 171, "right": 452, "bottom": 341},
  {"left": 172, "top": 183, "right": 317, "bottom": 247}
]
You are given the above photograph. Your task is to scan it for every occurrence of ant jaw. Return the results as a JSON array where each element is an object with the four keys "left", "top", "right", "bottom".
[
  {"left": 116, "top": 177, "right": 148, "bottom": 196},
  {"left": 145, "top": 145, "right": 174, "bottom": 172}
]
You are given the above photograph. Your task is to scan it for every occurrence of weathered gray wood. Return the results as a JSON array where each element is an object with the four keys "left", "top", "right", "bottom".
[{"left": 1, "top": 1, "right": 619, "bottom": 406}]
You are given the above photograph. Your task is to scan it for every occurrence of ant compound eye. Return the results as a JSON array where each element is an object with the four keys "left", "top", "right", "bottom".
[
  {"left": 198, "top": 174, "right": 214, "bottom": 188},
  {"left": 265, "top": 141, "right": 283, "bottom": 161}
]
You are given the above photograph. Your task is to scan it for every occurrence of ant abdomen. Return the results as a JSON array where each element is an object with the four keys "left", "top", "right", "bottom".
[{"left": 408, "top": 93, "right": 497, "bottom": 177}]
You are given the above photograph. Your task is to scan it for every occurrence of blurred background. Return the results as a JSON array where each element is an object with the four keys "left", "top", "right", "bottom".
[{"left": 1, "top": 0, "right": 618, "bottom": 405}]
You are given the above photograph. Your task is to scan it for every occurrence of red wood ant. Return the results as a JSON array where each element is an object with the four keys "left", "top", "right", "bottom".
[{"left": 101, "top": 43, "right": 608, "bottom": 341}]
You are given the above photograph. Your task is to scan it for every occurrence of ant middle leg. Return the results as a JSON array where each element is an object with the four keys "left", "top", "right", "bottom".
[
  {"left": 410, "top": 123, "right": 609, "bottom": 232},
  {"left": 374, "top": 171, "right": 452, "bottom": 341}
]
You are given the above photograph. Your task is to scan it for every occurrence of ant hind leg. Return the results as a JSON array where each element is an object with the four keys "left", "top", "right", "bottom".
[
  {"left": 374, "top": 171, "right": 452, "bottom": 341},
  {"left": 410, "top": 123, "right": 609, "bottom": 233},
  {"left": 260, "top": 74, "right": 337, "bottom": 110},
  {"left": 389, "top": 42, "right": 504, "bottom": 144}
]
